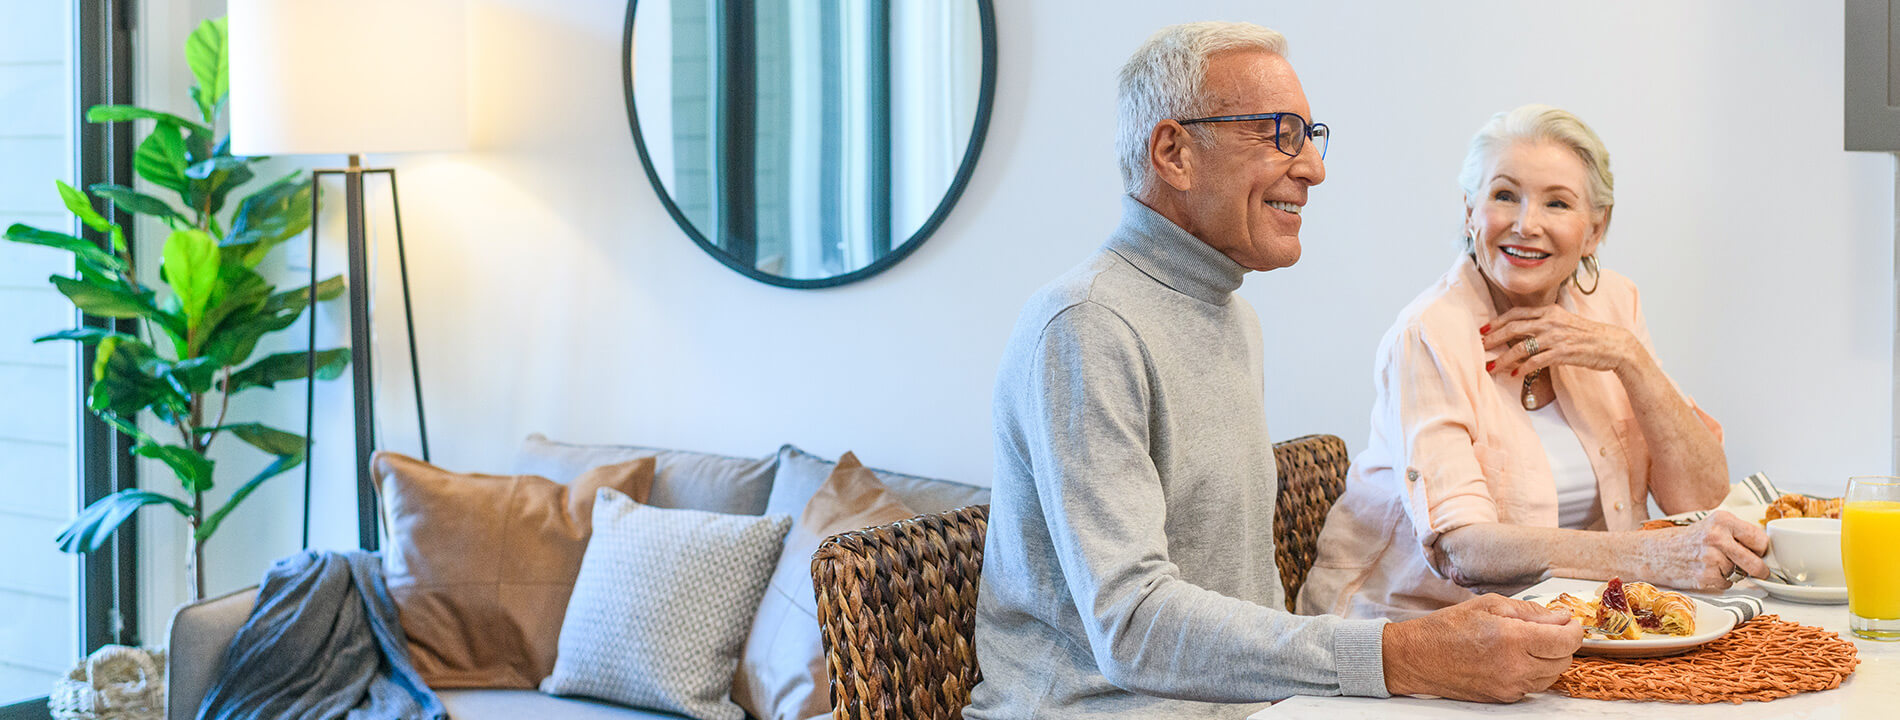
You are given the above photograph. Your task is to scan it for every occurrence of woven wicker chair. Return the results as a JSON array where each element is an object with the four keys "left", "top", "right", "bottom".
[
  {"left": 813, "top": 504, "right": 988, "bottom": 720},
  {"left": 809, "top": 434, "right": 1348, "bottom": 718},
  {"left": 1272, "top": 433, "right": 1352, "bottom": 610}
]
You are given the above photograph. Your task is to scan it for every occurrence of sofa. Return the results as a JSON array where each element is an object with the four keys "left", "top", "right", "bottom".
[{"left": 164, "top": 435, "right": 991, "bottom": 720}]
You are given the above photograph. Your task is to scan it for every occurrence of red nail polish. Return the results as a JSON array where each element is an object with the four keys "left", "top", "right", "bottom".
[
  {"left": 1486, "top": 360, "right": 1495, "bottom": 371},
  {"left": 1480, "top": 324, "right": 1491, "bottom": 334},
  {"left": 1511, "top": 368, "right": 1519, "bottom": 377}
]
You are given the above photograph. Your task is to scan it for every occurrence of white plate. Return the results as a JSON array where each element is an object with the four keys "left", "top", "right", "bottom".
[
  {"left": 1751, "top": 577, "right": 1849, "bottom": 604},
  {"left": 1518, "top": 592, "right": 1738, "bottom": 658}
]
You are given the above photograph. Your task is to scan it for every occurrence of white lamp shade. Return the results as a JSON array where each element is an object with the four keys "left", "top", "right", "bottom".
[{"left": 230, "top": 0, "right": 468, "bottom": 156}]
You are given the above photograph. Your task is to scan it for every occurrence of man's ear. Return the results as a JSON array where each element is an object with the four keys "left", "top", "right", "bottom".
[{"left": 1149, "top": 120, "right": 1195, "bottom": 192}]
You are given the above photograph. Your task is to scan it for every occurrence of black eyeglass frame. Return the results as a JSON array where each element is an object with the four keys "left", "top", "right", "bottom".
[{"left": 1176, "top": 112, "right": 1330, "bottom": 160}]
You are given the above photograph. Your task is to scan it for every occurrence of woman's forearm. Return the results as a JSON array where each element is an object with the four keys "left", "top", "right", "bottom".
[
  {"left": 1438, "top": 516, "right": 1767, "bottom": 592},
  {"left": 1614, "top": 352, "right": 1727, "bottom": 513},
  {"left": 1437, "top": 523, "right": 1633, "bottom": 586}
]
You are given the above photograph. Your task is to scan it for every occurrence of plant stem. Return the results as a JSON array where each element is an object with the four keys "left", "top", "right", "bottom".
[
  {"left": 186, "top": 514, "right": 204, "bottom": 602},
  {"left": 205, "top": 367, "right": 232, "bottom": 447}
]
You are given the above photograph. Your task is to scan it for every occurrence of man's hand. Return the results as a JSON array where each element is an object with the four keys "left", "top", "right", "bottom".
[{"left": 1382, "top": 593, "right": 1583, "bottom": 702}]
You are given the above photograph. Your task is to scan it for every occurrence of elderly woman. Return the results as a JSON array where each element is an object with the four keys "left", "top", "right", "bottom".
[{"left": 1297, "top": 105, "right": 1769, "bottom": 620}]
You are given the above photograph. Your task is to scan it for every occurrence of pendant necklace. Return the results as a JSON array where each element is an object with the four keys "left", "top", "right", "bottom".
[{"left": 1521, "top": 368, "right": 1545, "bottom": 410}]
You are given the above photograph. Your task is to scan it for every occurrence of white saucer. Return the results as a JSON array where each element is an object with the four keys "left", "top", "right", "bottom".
[
  {"left": 1519, "top": 592, "right": 1737, "bottom": 658},
  {"left": 1752, "top": 577, "right": 1849, "bottom": 604}
]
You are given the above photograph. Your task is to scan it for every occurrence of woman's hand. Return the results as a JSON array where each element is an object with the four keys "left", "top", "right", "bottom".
[
  {"left": 1634, "top": 511, "right": 1769, "bottom": 591},
  {"left": 1482, "top": 305, "right": 1643, "bottom": 378}
]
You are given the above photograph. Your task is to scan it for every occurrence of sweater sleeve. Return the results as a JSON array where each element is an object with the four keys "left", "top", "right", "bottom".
[
  {"left": 1021, "top": 302, "right": 1389, "bottom": 701},
  {"left": 1382, "top": 318, "right": 1500, "bottom": 561}
]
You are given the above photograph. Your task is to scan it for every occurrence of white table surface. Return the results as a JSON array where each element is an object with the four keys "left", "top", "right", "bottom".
[{"left": 1250, "top": 577, "right": 1897, "bottom": 720}]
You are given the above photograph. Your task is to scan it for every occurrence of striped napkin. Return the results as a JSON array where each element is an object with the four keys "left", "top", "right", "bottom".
[
  {"left": 1686, "top": 591, "right": 1764, "bottom": 624},
  {"left": 1655, "top": 472, "right": 1782, "bottom": 526}
]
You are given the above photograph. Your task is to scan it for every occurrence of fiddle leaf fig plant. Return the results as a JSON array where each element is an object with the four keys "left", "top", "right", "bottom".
[{"left": 3, "top": 17, "right": 345, "bottom": 600}]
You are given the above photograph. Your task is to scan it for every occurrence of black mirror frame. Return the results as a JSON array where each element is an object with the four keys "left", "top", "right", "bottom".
[{"left": 622, "top": 0, "right": 998, "bottom": 289}]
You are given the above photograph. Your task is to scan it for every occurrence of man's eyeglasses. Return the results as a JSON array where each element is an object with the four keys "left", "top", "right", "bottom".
[{"left": 1176, "top": 112, "right": 1329, "bottom": 160}]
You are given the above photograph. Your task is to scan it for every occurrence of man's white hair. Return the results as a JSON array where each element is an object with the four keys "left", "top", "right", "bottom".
[
  {"left": 1458, "top": 104, "right": 1615, "bottom": 251},
  {"left": 1117, "top": 22, "right": 1289, "bottom": 197}
]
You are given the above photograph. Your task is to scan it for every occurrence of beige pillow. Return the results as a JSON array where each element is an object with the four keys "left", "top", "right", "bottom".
[
  {"left": 372, "top": 451, "right": 656, "bottom": 688},
  {"left": 733, "top": 452, "right": 916, "bottom": 720},
  {"left": 513, "top": 433, "right": 779, "bottom": 514}
]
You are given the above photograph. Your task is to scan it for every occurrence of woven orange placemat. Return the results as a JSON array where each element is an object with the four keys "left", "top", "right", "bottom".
[{"left": 1552, "top": 615, "right": 1859, "bottom": 704}]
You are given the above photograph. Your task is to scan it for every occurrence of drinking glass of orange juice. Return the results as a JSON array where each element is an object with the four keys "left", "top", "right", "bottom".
[{"left": 1844, "top": 475, "right": 1900, "bottom": 640}]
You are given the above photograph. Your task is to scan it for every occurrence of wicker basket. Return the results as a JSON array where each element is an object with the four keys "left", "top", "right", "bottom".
[{"left": 48, "top": 645, "right": 166, "bottom": 720}]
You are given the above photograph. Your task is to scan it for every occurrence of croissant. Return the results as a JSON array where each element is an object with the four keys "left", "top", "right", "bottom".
[
  {"left": 1621, "top": 581, "right": 1664, "bottom": 608},
  {"left": 1544, "top": 593, "right": 1599, "bottom": 624},
  {"left": 1764, "top": 493, "right": 1845, "bottom": 523},
  {"left": 1649, "top": 593, "right": 1697, "bottom": 635},
  {"left": 1593, "top": 608, "right": 1644, "bottom": 640}
]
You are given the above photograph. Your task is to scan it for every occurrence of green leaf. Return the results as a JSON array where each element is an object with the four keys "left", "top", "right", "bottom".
[
  {"left": 199, "top": 310, "right": 297, "bottom": 368},
  {"left": 162, "top": 356, "right": 221, "bottom": 395},
  {"left": 159, "top": 229, "right": 219, "bottom": 330},
  {"left": 185, "top": 18, "right": 228, "bottom": 123},
  {"left": 56, "top": 490, "right": 196, "bottom": 553},
  {"left": 226, "top": 174, "right": 313, "bottom": 265},
  {"left": 196, "top": 451, "right": 303, "bottom": 542},
  {"left": 225, "top": 349, "right": 349, "bottom": 394},
  {"left": 52, "top": 275, "right": 151, "bottom": 318},
  {"left": 184, "top": 154, "right": 248, "bottom": 180},
  {"left": 34, "top": 327, "right": 135, "bottom": 345},
  {"left": 87, "top": 337, "right": 186, "bottom": 419},
  {"left": 57, "top": 181, "right": 112, "bottom": 233},
  {"left": 88, "top": 184, "right": 189, "bottom": 227},
  {"left": 133, "top": 444, "right": 215, "bottom": 494},
  {"left": 85, "top": 105, "right": 212, "bottom": 137},
  {"left": 134, "top": 123, "right": 190, "bottom": 195},
  {"left": 95, "top": 411, "right": 153, "bottom": 445},
  {"left": 197, "top": 263, "right": 270, "bottom": 348},
  {"left": 263, "top": 274, "right": 346, "bottom": 315},
  {"left": 4, "top": 223, "right": 123, "bottom": 272},
  {"left": 222, "top": 423, "right": 308, "bottom": 457}
]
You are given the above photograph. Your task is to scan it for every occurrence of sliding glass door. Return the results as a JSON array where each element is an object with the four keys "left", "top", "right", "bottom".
[
  {"left": 0, "top": 0, "right": 82, "bottom": 708},
  {"left": 1, "top": 1, "right": 138, "bottom": 715}
]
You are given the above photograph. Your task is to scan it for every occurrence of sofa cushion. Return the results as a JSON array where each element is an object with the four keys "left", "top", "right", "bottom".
[
  {"left": 734, "top": 452, "right": 916, "bottom": 720},
  {"left": 373, "top": 451, "right": 656, "bottom": 689},
  {"left": 438, "top": 689, "right": 688, "bottom": 719},
  {"left": 514, "top": 433, "right": 777, "bottom": 515},
  {"left": 769, "top": 444, "right": 989, "bottom": 516},
  {"left": 542, "top": 490, "right": 791, "bottom": 720}
]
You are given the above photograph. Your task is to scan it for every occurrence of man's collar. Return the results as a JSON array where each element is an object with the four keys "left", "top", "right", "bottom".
[{"left": 1104, "top": 195, "right": 1248, "bottom": 305}]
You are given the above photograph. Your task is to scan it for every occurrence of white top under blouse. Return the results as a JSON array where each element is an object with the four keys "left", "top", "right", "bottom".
[{"left": 1527, "top": 400, "right": 1603, "bottom": 530}]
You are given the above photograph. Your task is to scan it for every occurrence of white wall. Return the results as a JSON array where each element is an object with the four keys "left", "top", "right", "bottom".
[{"left": 135, "top": 0, "right": 1895, "bottom": 619}]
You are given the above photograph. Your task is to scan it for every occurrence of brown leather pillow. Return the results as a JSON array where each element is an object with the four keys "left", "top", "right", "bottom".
[
  {"left": 732, "top": 452, "right": 915, "bottom": 720},
  {"left": 372, "top": 451, "right": 656, "bottom": 688}
]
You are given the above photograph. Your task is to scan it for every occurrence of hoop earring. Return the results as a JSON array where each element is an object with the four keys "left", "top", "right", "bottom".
[{"left": 1574, "top": 254, "right": 1601, "bottom": 294}]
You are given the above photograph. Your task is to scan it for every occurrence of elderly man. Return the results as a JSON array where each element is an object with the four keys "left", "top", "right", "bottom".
[{"left": 963, "top": 22, "right": 1585, "bottom": 718}]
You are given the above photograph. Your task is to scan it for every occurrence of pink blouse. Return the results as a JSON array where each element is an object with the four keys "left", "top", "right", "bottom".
[{"left": 1296, "top": 255, "right": 1720, "bottom": 620}]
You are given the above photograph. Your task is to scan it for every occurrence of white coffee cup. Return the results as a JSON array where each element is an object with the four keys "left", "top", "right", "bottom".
[{"left": 1764, "top": 517, "right": 1846, "bottom": 587}]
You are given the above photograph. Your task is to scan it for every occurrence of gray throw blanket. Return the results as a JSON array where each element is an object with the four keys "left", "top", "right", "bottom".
[{"left": 198, "top": 550, "right": 444, "bottom": 720}]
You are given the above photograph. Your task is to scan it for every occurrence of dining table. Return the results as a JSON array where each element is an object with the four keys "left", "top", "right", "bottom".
[{"left": 1250, "top": 577, "right": 1897, "bottom": 720}]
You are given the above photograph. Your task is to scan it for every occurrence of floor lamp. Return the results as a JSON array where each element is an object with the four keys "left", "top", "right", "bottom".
[{"left": 229, "top": 0, "right": 468, "bottom": 550}]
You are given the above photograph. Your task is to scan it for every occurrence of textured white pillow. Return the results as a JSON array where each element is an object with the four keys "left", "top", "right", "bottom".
[{"left": 541, "top": 489, "right": 791, "bottom": 720}]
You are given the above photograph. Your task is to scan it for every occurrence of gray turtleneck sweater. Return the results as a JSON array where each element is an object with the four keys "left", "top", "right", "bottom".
[{"left": 963, "top": 197, "right": 1389, "bottom": 719}]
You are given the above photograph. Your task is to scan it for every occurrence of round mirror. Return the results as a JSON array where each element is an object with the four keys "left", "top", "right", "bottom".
[{"left": 624, "top": 0, "right": 996, "bottom": 288}]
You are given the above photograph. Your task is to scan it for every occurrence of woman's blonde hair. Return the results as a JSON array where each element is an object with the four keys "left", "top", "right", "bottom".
[{"left": 1459, "top": 104, "right": 1614, "bottom": 248}]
